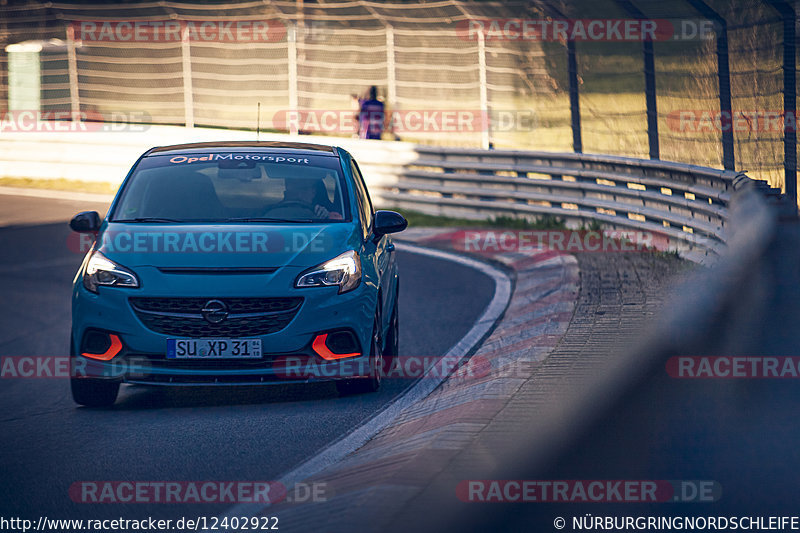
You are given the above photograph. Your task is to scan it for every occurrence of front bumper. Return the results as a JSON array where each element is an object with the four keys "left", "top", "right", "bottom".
[
  {"left": 72, "top": 350, "right": 375, "bottom": 385},
  {"left": 71, "top": 268, "right": 376, "bottom": 385}
]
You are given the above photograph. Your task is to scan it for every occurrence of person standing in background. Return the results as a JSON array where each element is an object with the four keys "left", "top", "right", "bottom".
[{"left": 358, "top": 86, "right": 385, "bottom": 140}]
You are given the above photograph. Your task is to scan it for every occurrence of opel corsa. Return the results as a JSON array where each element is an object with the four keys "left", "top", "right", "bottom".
[{"left": 69, "top": 141, "right": 407, "bottom": 406}]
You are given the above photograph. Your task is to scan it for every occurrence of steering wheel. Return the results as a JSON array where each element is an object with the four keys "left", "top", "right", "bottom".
[{"left": 264, "top": 200, "right": 317, "bottom": 218}]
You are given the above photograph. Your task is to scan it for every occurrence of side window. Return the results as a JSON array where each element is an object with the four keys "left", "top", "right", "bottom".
[{"left": 350, "top": 159, "right": 373, "bottom": 238}]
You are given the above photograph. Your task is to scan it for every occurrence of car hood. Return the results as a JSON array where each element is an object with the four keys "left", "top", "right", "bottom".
[{"left": 95, "top": 223, "right": 359, "bottom": 269}]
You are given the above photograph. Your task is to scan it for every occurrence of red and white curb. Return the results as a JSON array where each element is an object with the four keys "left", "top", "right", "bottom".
[{"left": 221, "top": 229, "right": 580, "bottom": 529}]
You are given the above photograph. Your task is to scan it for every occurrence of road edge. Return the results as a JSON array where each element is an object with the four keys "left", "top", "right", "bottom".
[{"left": 220, "top": 241, "right": 512, "bottom": 518}]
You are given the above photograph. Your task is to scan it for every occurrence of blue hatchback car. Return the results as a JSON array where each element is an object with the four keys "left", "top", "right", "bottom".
[{"left": 69, "top": 141, "right": 407, "bottom": 406}]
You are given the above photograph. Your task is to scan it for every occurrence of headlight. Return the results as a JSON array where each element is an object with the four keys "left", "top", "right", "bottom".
[
  {"left": 83, "top": 251, "right": 139, "bottom": 293},
  {"left": 295, "top": 250, "right": 361, "bottom": 294}
]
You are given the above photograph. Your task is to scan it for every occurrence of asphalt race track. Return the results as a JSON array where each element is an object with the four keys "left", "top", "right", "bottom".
[{"left": 0, "top": 192, "right": 496, "bottom": 521}]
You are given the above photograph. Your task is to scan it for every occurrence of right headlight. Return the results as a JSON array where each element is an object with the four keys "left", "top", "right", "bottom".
[
  {"left": 83, "top": 251, "right": 140, "bottom": 293},
  {"left": 295, "top": 250, "right": 361, "bottom": 294}
]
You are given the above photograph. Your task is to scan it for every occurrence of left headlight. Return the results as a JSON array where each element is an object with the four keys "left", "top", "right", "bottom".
[
  {"left": 83, "top": 251, "right": 140, "bottom": 293},
  {"left": 295, "top": 250, "right": 361, "bottom": 294}
]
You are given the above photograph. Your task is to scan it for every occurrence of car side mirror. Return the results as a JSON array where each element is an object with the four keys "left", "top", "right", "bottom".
[
  {"left": 373, "top": 210, "right": 408, "bottom": 238},
  {"left": 70, "top": 211, "right": 101, "bottom": 233}
]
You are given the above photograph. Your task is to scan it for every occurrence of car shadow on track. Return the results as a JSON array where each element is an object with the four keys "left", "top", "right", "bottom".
[{"left": 99, "top": 382, "right": 343, "bottom": 410}]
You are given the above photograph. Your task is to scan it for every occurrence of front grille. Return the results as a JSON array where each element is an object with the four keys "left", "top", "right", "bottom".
[
  {"left": 135, "top": 314, "right": 297, "bottom": 337},
  {"left": 129, "top": 297, "right": 303, "bottom": 337},
  {"left": 130, "top": 297, "right": 300, "bottom": 314}
]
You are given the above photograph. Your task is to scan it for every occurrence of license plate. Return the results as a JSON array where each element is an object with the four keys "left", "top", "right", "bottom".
[{"left": 167, "top": 338, "right": 262, "bottom": 359}]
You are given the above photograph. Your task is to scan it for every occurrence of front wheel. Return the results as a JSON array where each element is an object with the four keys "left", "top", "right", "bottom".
[
  {"left": 382, "top": 288, "right": 399, "bottom": 373},
  {"left": 71, "top": 378, "right": 119, "bottom": 407},
  {"left": 336, "top": 314, "right": 383, "bottom": 396}
]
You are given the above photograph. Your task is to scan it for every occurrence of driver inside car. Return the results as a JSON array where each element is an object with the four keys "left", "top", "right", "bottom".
[{"left": 280, "top": 178, "right": 343, "bottom": 220}]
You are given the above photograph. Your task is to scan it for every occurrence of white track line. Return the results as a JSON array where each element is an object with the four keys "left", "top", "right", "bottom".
[{"left": 220, "top": 241, "right": 512, "bottom": 519}]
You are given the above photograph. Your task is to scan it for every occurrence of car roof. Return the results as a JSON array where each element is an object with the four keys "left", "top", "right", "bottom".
[{"left": 144, "top": 141, "right": 338, "bottom": 157}]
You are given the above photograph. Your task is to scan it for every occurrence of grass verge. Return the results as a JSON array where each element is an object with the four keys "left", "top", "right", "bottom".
[{"left": 388, "top": 208, "right": 569, "bottom": 230}]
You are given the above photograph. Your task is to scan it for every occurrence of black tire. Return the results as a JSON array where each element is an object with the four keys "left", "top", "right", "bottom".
[
  {"left": 382, "top": 286, "right": 399, "bottom": 373},
  {"left": 71, "top": 378, "right": 120, "bottom": 407},
  {"left": 70, "top": 330, "right": 119, "bottom": 407},
  {"left": 336, "top": 314, "right": 383, "bottom": 396}
]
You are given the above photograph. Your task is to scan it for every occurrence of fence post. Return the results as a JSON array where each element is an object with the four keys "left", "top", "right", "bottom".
[
  {"left": 685, "top": 0, "right": 734, "bottom": 170},
  {"left": 641, "top": 31, "right": 659, "bottom": 159},
  {"left": 616, "top": 0, "right": 659, "bottom": 160},
  {"left": 65, "top": 24, "right": 80, "bottom": 122},
  {"left": 288, "top": 22, "right": 299, "bottom": 136},
  {"left": 767, "top": 0, "right": 797, "bottom": 211},
  {"left": 542, "top": 3, "right": 582, "bottom": 153},
  {"left": 567, "top": 39, "right": 582, "bottom": 153},
  {"left": 386, "top": 24, "right": 396, "bottom": 111},
  {"left": 180, "top": 24, "right": 194, "bottom": 128},
  {"left": 0, "top": 13, "right": 7, "bottom": 114},
  {"left": 715, "top": 19, "right": 734, "bottom": 171},
  {"left": 477, "top": 31, "right": 490, "bottom": 149}
]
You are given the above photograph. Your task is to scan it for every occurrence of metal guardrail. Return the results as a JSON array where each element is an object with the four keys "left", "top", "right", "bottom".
[
  {"left": 376, "top": 145, "right": 780, "bottom": 262},
  {"left": 423, "top": 150, "right": 784, "bottom": 533}
]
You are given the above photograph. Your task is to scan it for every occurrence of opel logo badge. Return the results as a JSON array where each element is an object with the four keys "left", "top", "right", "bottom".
[{"left": 201, "top": 299, "right": 229, "bottom": 324}]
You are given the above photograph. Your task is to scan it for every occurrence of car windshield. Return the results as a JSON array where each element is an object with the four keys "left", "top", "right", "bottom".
[{"left": 111, "top": 152, "right": 348, "bottom": 223}]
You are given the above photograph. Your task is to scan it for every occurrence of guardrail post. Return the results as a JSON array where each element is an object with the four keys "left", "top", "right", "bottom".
[
  {"left": 288, "top": 22, "right": 299, "bottom": 136},
  {"left": 767, "top": 0, "right": 797, "bottom": 211},
  {"left": 616, "top": 0, "right": 659, "bottom": 160},
  {"left": 477, "top": 31, "right": 490, "bottom": 149},
  {"left": 685, "top": 0, "right": 734, "bottom": 171},
  {"left": 180, "top": 23, "right": 194, "bottom": 128},
  {"left": 65, "top": 24, "right": 81, "bottom": 123}
]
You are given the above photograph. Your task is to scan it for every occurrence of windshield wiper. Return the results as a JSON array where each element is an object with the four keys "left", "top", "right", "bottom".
[
  {"left": 115, "top": 217, "right": 318, "bottom": 224},
  {"left": 222, "top": 217, "right": 316, "bottom": 223},
  {"left": 114, "top": 217, "right": 184, "bottom": 223}
]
